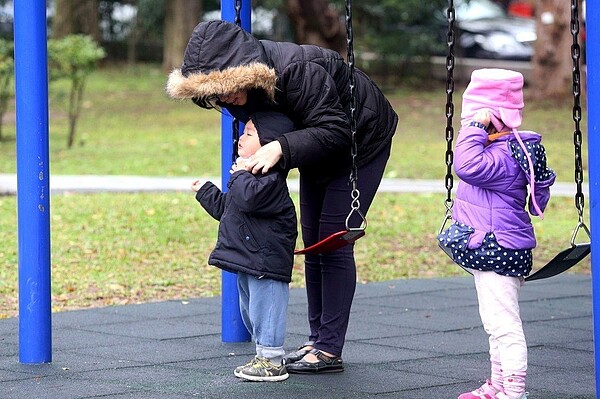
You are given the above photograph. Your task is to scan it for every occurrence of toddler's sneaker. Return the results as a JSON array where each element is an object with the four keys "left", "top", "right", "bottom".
[
  {"left": 234, "top": 356, "right": 259, "bottom": 378},
  {"left": 458, "top": 380, "right": 501, "bottom": 399},
  {"left": 237, "top": 356, "right": 289, "bottom": 382}
]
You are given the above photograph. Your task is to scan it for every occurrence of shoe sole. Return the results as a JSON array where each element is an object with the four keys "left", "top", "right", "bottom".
[
  {"left": 237, "top": 372, "right": 290, "bottom": 382},
  {"left": 286, "top": 366, "right": 344, "bottom": 374}
]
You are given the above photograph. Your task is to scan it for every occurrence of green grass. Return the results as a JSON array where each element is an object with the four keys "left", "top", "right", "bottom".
[
  {"left": 0, "top": 64, "right": 592, "bottom": 318},
  {"left": 0, "top": 192, "right": 589, "bottom": 318}
]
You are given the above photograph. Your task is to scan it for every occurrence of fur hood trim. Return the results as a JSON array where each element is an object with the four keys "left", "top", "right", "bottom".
[{"left": 166, "top": 63, "right": 277, "bottom": 102}]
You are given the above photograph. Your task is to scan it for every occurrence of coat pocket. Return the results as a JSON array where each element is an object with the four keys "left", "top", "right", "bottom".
[
  {"left": 437, "top": 222, "right": 474, "bottom": 253},
  {"left": 239, "top": 223, "right": 260, "bottom": 252}
]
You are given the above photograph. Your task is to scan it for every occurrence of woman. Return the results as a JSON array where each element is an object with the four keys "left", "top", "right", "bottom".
[{"left": 167, "top": 20, "right": 398, "bottom": 373}]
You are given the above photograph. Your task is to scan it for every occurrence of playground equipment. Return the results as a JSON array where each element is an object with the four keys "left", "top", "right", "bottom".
[
  {"left": 13, "top": 4, "right": 600, "bottom": 397},
  {"left": 220, "top": 0, "right": 252, "bottom": 343},
  {"left": 15, "top": 0, "right": 52, "bottom": 364}
]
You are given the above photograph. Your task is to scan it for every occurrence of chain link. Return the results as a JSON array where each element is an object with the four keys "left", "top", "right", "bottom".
[
  {"left": 234, "top": 0, "right": 242, "bottom": 27},
  {"left": 345, "top": 0, "right": 357, "bottom": 191},
  {"left": 570, "top": 0, "right": 584, "bottom": 220},
  {"left": 231, "top": 0, "right": 243, "bottom": 164},
  {"left": 344, "top": 0, "right": 365, "bottom": 230},
  {"left": 443, "top": 0, "right": 456, "bottom": 215},
  {"left": 570, "top": 0, "right": 590, "bottom": 243}
]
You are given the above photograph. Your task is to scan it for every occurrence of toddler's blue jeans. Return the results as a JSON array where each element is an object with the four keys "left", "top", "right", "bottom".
[{"left": 237, "top": 273, "right": 289, "bottom": 364}]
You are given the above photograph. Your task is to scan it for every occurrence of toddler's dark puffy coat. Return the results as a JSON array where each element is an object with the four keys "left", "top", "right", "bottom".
[{"left": 196, "top": 169, "right": 297, "bottom": 282}]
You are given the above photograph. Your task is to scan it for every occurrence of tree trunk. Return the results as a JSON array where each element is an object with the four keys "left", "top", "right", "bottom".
[
  {"left": 162, "top": 0, "right": 202, "bottom": 72},
  {"left": 53, "top": 0, "right": 100, "bottom": 41},
  {"left": 127, "top": 8, "right": 140, "bottom": 65},
  {"left": 285, "top": 0, "right": 346, "bottom": 57},
  {"left": 531, "top": 0, "right": 583, "bottom": 99}
]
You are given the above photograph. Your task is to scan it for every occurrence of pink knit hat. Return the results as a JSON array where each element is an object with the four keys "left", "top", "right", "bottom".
[{"left": 461, "top": 68, "right": 524, "bottom": 131}]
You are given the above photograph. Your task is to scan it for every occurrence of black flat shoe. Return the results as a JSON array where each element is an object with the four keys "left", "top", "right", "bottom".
[
  {"left": 282, "top": 344, "right": 313, "bottom": 365},
  {"left": 285, "top": 349, "right": 344, "bottom": 374}
]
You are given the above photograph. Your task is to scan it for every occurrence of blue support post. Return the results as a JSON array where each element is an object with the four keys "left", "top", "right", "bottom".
[
  {"left": 14, "top": 0, "right": 52, "bottom": 363},
  {"left": 588, "top": 0, "right": 600, "bottom": 395},
  {"left": 219, "top": 0, "right": 252, "bottom": 342}
]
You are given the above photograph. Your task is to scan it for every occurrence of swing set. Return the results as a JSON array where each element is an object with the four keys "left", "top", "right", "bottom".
[
  {"left": 233, "top": 0, "right": 590, "bottom": 267},
  {"left": 438, "top": 0, "right": 591, "bottom": 281}
]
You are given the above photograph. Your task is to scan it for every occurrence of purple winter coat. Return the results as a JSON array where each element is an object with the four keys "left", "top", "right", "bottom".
[{"left": 453, "top": 125, "right": 556, "bottom": 250}]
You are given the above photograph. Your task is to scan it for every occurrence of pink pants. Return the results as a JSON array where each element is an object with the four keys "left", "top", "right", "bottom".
[{"left": 473, "top": 270, "right": 527, "bottom": 397}]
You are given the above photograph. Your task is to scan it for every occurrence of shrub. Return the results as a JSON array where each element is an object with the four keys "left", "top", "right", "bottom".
[{"left": 48, "top": 34, "right": 105, "bottom": 148}]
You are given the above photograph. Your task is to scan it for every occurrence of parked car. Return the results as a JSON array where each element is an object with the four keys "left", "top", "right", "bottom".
[{"left": 442, "top": 0, "right": 536, "bottom": 61}]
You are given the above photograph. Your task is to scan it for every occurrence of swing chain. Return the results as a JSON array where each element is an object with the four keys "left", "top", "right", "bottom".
[
  {"left": 345, "top": 0, "right": 365, "bottom": 231},
  {"left": 231, "top": 117, "right": 240, "bottom": 164},
  {"left": 230, "top": 0, "right": 243, "bottom": 164},
  {"left": 234, "top": 0, "right": 242, "bottom": 27},
  {"left": 570, "top": 0, "right": 590, "bottom": 243},
  {"left": 443, "top": 0, "right": 456, "bottom": 212},
  {"left": 345, "top": 0, "right": 358, "bottom": 191}
]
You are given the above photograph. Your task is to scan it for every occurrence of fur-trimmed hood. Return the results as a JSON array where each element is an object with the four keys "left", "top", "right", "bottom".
[{"left": 166, "top": 20, "right": 277, "bottom": 102}]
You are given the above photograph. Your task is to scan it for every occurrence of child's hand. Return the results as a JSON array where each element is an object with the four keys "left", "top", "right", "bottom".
[
  {"left": 473, "top": 109, "right": 491, "bottom": 126},
  {"left": 191, "top": 179, "right": 202, "bottom": 192}
]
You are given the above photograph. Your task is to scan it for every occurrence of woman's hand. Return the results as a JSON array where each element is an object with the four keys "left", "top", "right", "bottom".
[{"left": 245, "top": 140, "right": 283, "bottom": 174}]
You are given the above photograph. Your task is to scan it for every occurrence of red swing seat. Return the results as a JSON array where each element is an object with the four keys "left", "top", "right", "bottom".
[{"left": 294, "top": 228, "right": 365, "bottom": 255}]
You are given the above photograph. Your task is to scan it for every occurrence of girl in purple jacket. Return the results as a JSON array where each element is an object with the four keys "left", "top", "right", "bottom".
[{"left": 438, "top": 69, "right": 555, "bottom": 399}]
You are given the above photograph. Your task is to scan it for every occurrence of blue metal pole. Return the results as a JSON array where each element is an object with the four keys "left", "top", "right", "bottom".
[
  {"left": 14, "top": 0, "right": 52, "bottom": 363},
  {"left": 588, "top": 0, "right": 600, "bottom": 395},
  {"left": 219, "top": 0, "right": 252, "bottom": 342}
]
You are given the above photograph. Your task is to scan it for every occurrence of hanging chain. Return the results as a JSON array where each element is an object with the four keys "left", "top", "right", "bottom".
[
  {"left": 570, "top": 0, "right": 583, "bottom": 219},
  {"left": 231, "top": 0, "right": 243, "bottom": 164},
  {"left": 569, "top": 0, "right": 590, "bottom": 243},
  {"left": 234, "top": 0, "right": 242, "bottom": 27},
  {"left": 344, "top": 0, "right": 365, "bottom": 230},
  {"left": 442, "top": 0, "right": 456, "bottom": 221}
]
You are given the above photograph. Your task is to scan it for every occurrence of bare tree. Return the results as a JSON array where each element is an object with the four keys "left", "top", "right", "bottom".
[
  {"left": 53, "top": 0, "right": 101, "bottom": 41},
  {"left": 285, "top": 0, "right": 346, "bottom": 56},
  {"left": 531, "top": 0, "right": 583, "bottom": 99},
  {"left": 162, "top": 0, "right": 202, "bottom": 72}
]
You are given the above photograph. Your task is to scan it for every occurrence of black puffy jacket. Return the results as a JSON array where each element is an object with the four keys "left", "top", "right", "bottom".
[
  {"left": 167, "top": 20, "right": 398, "bottom": 182},
  {"left": 196, "top": 169, "right": 297, "bottom": 283}
]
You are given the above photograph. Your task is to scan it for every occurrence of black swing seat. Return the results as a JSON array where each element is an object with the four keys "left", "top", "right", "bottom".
[
  {"left": 525, "top": 242, "right": 590, "bottom": 282},
  {"left": 440, "top": 241, "right": 590, "bottom": 281},
  {"left": 438, "top": 241, "right": 454, "bottom": 261},
  {"left": 438, "top": 241, "right": 474, "bottom": 275},
  {"left": 295, "top": 228, "right": 365, "bottom": 255}
]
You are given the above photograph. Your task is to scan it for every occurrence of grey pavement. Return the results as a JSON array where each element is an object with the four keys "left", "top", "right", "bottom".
[
  {"left": 0, "top": 173, "right": 588, "bottom": 196},
  {"left": 0, "top": 175, "right": 595, "bottom": 398},
  {"left": 0, "top": 274, "right": 594, "bottom": 399}
]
